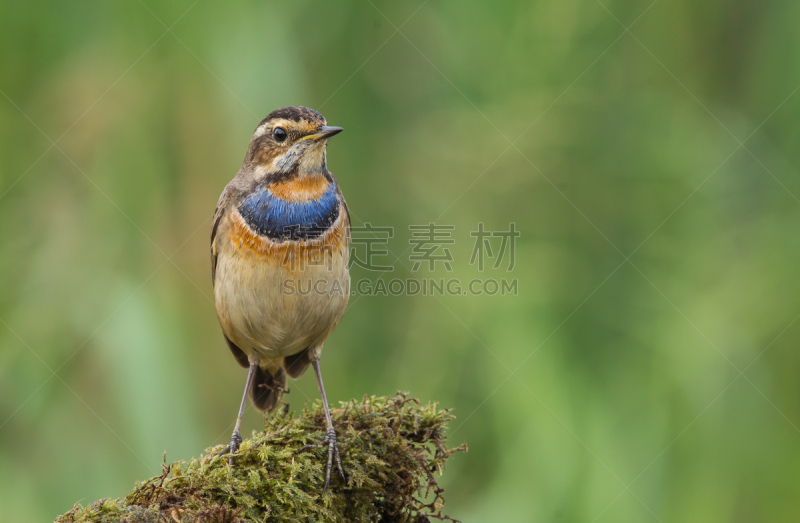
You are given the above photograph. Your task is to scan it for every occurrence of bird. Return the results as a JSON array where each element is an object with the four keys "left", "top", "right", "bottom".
[{"left": 210, "top": 106, "right": 350, "bottom": 489}]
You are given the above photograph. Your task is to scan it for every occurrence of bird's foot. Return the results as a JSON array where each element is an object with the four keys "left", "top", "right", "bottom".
[
  {"left": 300, "top": 426, "right": 346, "bottom": 492},
  {"left": 217, "top": 431, "right": 242, "bottom": 466}
]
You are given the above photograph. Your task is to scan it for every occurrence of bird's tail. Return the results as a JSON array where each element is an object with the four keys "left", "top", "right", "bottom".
[{"left": 250, "top": 365, "right": 286, "bottom": 412}]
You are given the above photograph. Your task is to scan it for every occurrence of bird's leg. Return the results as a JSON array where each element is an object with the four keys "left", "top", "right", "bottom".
[
  {"left": 218, "top": 362, "right": 257, "bottom": 465},
  {"left": 300, "top": 360, "right": 345, "bottom": 491}
]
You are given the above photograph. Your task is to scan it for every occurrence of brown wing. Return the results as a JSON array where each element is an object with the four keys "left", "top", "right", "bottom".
[
  {"left": 335, "top": 182, "right": 351, "bottom": 250},
  {"left": 224, "top": 334, "right": 249, "bottom": 368},
  {"left": 211, "top": 189, "right": 249, "bottom": 368},
  {"left": 284, "top": 347, "right": 312, "bottom": 378},
  {"left": 210, "top": 199, "right": 225, "bottom": 286}
]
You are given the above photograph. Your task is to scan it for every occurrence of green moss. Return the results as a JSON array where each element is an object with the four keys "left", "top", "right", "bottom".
[{"left": 57, "top": 393, "right": 466, "bottom": 522}]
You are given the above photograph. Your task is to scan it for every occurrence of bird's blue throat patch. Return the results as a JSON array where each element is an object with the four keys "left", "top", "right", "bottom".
[{"left": 238, "top": 182, "right": 340, "bottom": 241}]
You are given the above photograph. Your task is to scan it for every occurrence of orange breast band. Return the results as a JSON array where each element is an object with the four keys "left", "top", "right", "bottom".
[{"left": 268, "top": 177, "right": 331, "bottom": 202}]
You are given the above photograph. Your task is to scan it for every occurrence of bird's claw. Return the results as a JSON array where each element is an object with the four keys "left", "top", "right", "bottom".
[
  {"left": 300, "top": 426, "right": 345, "bottom": 492},
  {"left": 217, "top": 431, "right": 242, "bottom": 466}
]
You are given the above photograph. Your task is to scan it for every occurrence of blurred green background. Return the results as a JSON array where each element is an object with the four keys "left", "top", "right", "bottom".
[{"left": 2, "top": 0, "right": 800, "bottom": 521}]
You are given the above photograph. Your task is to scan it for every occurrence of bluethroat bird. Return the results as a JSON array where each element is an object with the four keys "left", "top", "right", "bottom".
[{"left": 211, "top": 106, "right": 350, "bottom": 488}]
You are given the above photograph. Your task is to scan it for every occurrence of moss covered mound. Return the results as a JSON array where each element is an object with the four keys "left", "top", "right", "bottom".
[{"left": 57, "top": 393, "right": 466, "bottom": 522}]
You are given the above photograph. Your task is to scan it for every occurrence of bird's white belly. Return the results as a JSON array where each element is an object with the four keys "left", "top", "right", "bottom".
[{"left": 214, "top": 247, "right": 350, "bottom": 361}]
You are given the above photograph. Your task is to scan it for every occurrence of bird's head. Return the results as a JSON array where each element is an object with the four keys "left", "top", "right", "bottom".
[{"left": 244, "top": 106, "right": 343, "bottom": 182}]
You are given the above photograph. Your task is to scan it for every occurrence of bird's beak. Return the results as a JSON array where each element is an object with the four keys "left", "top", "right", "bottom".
[{"left": 301, "top": 126, "right": 344, "bottom": 142}]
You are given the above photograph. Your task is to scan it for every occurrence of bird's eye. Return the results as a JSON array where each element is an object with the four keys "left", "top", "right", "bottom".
[{"left": 273, "top": 127, "right": 288, "bottom": 142}]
